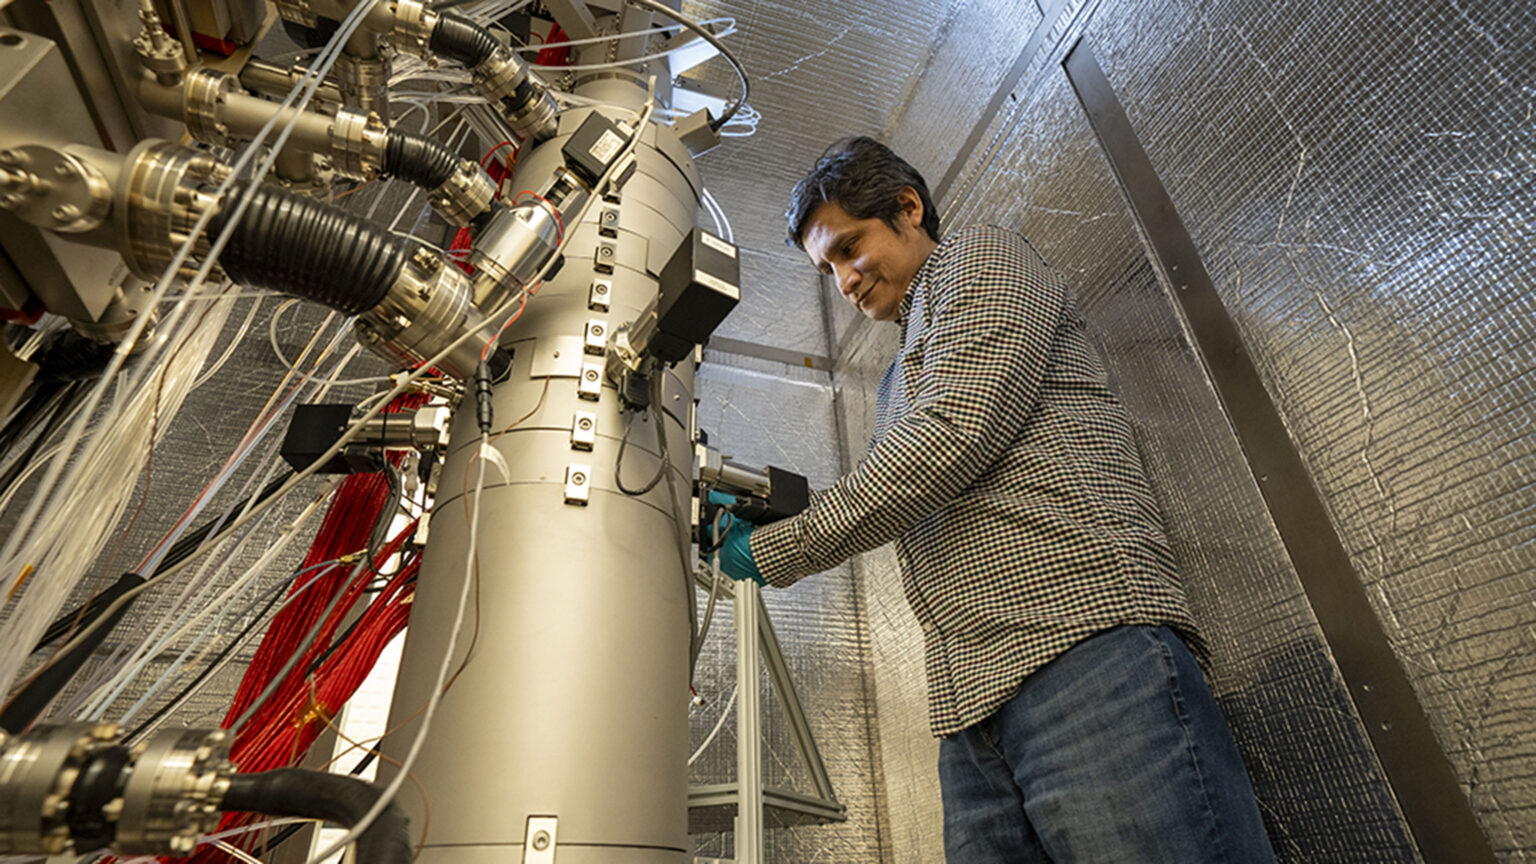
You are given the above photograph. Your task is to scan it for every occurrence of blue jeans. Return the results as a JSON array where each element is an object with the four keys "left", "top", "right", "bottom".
[{"left": 939, "top": 625, "right": 1276, "bottom": 864}]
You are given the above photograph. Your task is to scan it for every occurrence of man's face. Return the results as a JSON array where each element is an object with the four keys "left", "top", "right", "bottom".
[{"left": 802, "top": 187, "right": 937, "bottom": 323}]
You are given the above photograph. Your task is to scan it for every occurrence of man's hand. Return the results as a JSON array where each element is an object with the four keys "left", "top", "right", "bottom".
[{"left": 705, "top": 491, "right": 765, "bottom": 586}]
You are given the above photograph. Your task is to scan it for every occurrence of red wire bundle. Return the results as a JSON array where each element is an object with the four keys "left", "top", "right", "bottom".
[
  {"left": 536, "top": 22, "right": 570, "bottom": 67},
  {"left": 171, "top": 395, "right": 429, "bottom": 863}
]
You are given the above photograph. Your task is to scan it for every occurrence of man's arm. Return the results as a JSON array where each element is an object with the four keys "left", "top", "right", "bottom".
[{"left": 751, "top": 227, "right": 1067, "bottom": 586}]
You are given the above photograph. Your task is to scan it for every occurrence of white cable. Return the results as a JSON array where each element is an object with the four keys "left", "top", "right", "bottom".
[
  {"left": 192, "top": 292, "right": 262, "bottom": 390},
  {"left": 268, "top": 301, "right": 390, "bottom": 387},
  {"left": 210, "top": 839, "right": 264, "bottom": 864},
  {"left": 689, "top": 683, "right": 737, "bottom": 766},
  {"left": 701, "top": 187, "right": 733, "bottom": 243},
  {"left": 73, "top": 477, "right": 339, "bottom": 721},
  {"left": 514, "top": 17, "right": 736, "bottom": 53}
]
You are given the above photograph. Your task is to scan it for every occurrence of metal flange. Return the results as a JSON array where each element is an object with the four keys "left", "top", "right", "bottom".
[{"left": 0, "top": 145, "right": 113, "bottom": 233}]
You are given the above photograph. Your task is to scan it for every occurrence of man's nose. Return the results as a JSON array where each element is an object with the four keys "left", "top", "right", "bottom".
[{"left": 835, "top": 264, "right": 860, "bottom": 297}]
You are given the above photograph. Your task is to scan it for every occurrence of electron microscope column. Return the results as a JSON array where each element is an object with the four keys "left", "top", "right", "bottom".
[{"left": 381, "top": 84, "right": 703, "bottom": 863}]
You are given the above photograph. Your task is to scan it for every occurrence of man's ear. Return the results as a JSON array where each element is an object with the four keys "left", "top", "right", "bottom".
[{"left": 898, "top": 186, "right": 924, "bottom": 229}]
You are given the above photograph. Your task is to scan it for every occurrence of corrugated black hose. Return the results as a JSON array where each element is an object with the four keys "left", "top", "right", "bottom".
[
  {"left": 383, "top": 128, "right": 459, "bottom": 190},
  {"left": 429, "top": 13, "right": 502, "bottom": 68},
  {"left": 209, "top": 183, "right": 406, "bottom": 315},
  {"left": 221, "top": 768, "right": 413, "bottom": 864}
]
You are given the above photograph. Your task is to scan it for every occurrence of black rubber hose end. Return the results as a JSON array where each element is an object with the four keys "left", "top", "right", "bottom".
[
  {"left": 429, "top": 13, "right": 502, "bottom": 68},
  {"left": 222, "top": 768, "right": 412, "bottom": 864},
  {"left": 383, "top": 129, "right": 460, "bottom": 190}
]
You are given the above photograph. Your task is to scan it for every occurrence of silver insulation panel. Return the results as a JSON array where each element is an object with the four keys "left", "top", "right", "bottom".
[{"left": 835, "top": 0, "right": 1532, "bottom": 860}]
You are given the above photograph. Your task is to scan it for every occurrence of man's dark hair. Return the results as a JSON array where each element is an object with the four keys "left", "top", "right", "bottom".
[{"left": 784, "top": 136, "right": 942, "bottom": 250}]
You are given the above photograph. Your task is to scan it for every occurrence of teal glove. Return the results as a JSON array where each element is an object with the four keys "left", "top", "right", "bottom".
[{"left": 705, "top": 491, "right": 765, "bottom": 586}]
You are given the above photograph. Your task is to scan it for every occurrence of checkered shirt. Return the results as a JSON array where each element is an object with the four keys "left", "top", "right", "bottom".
[{"left": 751, "top": 224, "right": 1204, "bottom": 737}]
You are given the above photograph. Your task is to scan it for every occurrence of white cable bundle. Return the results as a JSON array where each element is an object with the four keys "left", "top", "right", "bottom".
[
  {"left": 0, "top": 291, "right": 237, "bottom": 692},
  {"left": 0, "top": 0, "right": 376, "bottom": 699}
]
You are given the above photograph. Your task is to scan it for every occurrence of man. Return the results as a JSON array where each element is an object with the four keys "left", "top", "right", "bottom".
[{"left": 708, "top": 136, "right": 1275, "bottom": 863}]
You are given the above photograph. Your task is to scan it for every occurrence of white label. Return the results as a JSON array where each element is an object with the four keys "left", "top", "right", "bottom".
[
  {"left": 590, "top": 130, "right": 624, "bottom": 164},
  {"left": 696, "top": 269, "right": 740, "bottom": 300},
  {"left": 700, "top": 231, "right": 737, "bottom": 258}
]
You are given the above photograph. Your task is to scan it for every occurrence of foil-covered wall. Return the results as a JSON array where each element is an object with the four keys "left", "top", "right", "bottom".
[{"left": 823, "top": 0, "right": 1531, "bottom": 861}]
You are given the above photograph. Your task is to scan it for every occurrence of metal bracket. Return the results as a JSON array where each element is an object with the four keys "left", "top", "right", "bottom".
[
  {"left": 563, "top": 464, "right": 590, "bottom": 505},
  {"left": 588, "top": 278, "right": 612, "bottom": 312},
  {"left": 577, "top": 359, "right": 604, "bottom": 400},
  {"left": 570, "top": 411, "right": 596, "bottom": 451},
  {"left": 522, "top": 815, "right": 558, "bottom": 863}
]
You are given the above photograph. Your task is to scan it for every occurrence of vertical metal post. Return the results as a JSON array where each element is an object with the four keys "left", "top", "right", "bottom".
[{"left": 733, "top": 580, "right": 763, "bottom": 864}]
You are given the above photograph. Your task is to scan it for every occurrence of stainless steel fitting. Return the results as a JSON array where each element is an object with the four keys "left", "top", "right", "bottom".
[
  {"left": 0, "top": 144, "right": 113, "bottom": 234},
  {"left": 431, "top": 159, "right": 497, "bottom": 226},
  {"left": 115, "top": 728, "right": 233, "bottom": 855},
  {"left": 115, "top": 140, "right": 226, "bottom": 279},
  {"left": 182, "top": 68, "right": 237, "bottom": 147},
  {"left": 0, "top": 724, "right": 233, "bottom": 857},
  {"left": 467, "top": 192, "right": 576, "bottom": 311},
  {"left": 273, "top": 0, "right": 318, "bottom": 27},
  {"left": 131, "top": 0, "right": 187, "bottom": 85},
  {"left": 389, "top": 0, "right": 438, "bottom": 59},
  {"left": 328, "top": 107, "right": 391, "bottom": 178},
  {"left": 354, "top": 245, "right": 490, "bottom": 378},
  {"left": 476, "top": 52, "right": 559, "bottom": 142},
  {"left": 334, "top": 50, "right": 391, "bottom": 114}
]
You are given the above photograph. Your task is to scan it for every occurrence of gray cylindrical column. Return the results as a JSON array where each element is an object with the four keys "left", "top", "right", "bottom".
[{"left": 380, "top": 92, "right": 705, "bottom": 863}]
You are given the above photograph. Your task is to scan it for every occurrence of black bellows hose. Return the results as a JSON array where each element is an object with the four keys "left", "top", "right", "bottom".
[
  {"left": 209, "top": 184, "right": 405, "bottom": 315},
  {"left": 383, "top": 129, "right": 459, "bottom": 190},
  {"left": 222, "top": 768, "right": 412, "bottom": 864},
  {"left": 429, "top": 13, "right": 502, "bottom": 68}
]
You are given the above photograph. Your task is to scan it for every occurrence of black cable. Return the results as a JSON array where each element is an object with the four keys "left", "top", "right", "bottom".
[
  {"left": 363, "top": 465, "right": 405, "bottom": 579},
  {"left": 429, "top": 12, "right": 502, "bottom": 68},
  {"left": 383, "top": 129, "right": 461, "bottom": 190},
  {"left": 614, "top": 407, "right": 667, "bottom": 496},
  {"left": 243, "top": 748, "right": 381, "bottom": 858}
]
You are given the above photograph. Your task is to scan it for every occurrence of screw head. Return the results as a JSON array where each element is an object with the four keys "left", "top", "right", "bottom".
[
  {"left": 53, "top": 161, "right": 76, "bottom": 178},
  {"left": 591, "top": 324, "right": 604, "bottom": 337},
  {"left": 531, "top": 830, "right": 550, "bottom": 850},
  {"left": 584, "top": 370, "right": 598, "bottom": 381},
  {"left": 0, "top": 193, "right": 23, "bottom": 209},
  {"left": 594, "top": 283, "right": 608, "bottom": 294},
  {"left": 570, "top": 473, "right": 585, "bottom": 485},
  {"left": 578, "top": 418, "right": 592, "bottom": 430},
  {"left": 0, "top": 148, "right": 25, "bottom": 165}
]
